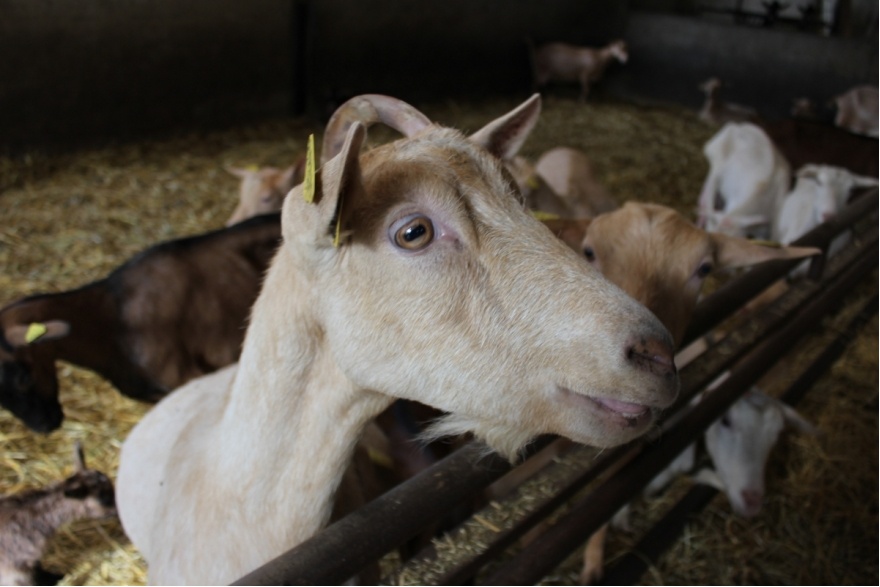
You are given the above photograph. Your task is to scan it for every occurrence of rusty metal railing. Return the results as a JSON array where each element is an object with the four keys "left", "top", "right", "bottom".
[{"left": 233, "top": 189, "right": 878, "bottom": 586}]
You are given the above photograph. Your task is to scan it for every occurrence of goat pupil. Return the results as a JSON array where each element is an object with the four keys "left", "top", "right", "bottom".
[{"left": 404, "top": 224, "right": 426, "bottom": 242}]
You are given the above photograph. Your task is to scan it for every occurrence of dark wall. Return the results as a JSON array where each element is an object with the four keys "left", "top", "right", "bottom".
[
  {"left": 609, "top": 11, "right": 879, "bottom": 118},
  {"left": 305, "top": 0, "right": 628, "bottom": 114},
  {"left": 0, "top": 0, "right": 294, "bottom": 152},
  {"left": 0, "top": 1, "right": 876, "bottom": 152}
]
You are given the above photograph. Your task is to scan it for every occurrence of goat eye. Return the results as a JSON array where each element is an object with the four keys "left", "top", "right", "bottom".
[
  {"left": 583, "top": 247, "right": 596, "bottom": 262},
  {"left": 392, "top": 215, "right": 434, "bottom": 251},
  {"left": 720, "top": 414, "right": 731, "bottom": 428},
  {"left": 696, "top": 262, "right": 713, "bottom": 278}
]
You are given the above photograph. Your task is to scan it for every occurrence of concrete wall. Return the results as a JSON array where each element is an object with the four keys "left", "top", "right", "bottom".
[
  {"left": 305, "top": 0, "right": 628, "bottom": 115},
  {"left": 0, "top": 1, "right": 875, "bottom": 152},
  {"left": 610, "top": 11, "right": 878, "bottom": 118},
  {"left": 0, "top": 0, "right": 294, "bottom": 152}
]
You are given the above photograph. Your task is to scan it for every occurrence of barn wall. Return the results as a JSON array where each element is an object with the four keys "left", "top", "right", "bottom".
[
  {"left": 304, "top": 0, "right": 628, "bottom": 114},
  {"left": 0, "top": 0, "right": 875, "bottom": 152},
  {"left": 609, "top": 11, "right": 879, "bottom": 118},
  {"left": 0, "top": 0, "right": 295, "bottom": 152}
]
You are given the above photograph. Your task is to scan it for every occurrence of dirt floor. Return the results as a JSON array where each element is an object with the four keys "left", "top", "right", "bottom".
[{"left": 0, "top": 93, "right": 876, "bottom": 585}]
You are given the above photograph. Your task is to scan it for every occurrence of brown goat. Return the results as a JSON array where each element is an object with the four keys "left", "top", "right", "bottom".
[
  {"left": 697, "top": 77, "right": 758, "bottom": 126},
  {"left": 532, "top": 40, "right": 628, "bottom": 102},
  {"left": 758, "top": 117, "right": 879, "bottom": 177},
  {"left": 0, "top": 212, "right": 280, "bottom": 432},
  {"left": 0, "top": 444, "right": 116, "bottom": 586},
  {"left": 226, "top": 158, "right": 306, "bottom": 226}
]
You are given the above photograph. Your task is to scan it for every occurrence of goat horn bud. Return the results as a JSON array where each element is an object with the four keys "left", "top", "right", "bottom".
[{"left": 321, "top": 94, "right": 432, "bottom": 164}]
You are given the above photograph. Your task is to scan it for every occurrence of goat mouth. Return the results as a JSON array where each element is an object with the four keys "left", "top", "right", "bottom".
[{"left": 557, "top": 386, "right": 653, "bottom": 429}]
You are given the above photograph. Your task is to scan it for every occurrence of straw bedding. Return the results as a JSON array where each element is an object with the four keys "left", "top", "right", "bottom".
[{"left": 0, "top": 95, "right": 875, "bottom": 585}]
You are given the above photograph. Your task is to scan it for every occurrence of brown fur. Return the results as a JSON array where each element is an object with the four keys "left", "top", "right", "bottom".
[
  {"left": 542, "top": 202, "right": 819, "bottom": 584},
  {"left": 698, "top": 77, "right": 758, "bottom": 126},
  {"left": 0, "top": 213, "right": 281, "bottom": 432},
  {"left": 0, "top": 446, "right": 115, "bottom": 586},
  {"left": 532, "top": 40, "right": 628, "bottom": 102},
  {"left": 226, "top": 159, "right": 306, "bottom": 226}
]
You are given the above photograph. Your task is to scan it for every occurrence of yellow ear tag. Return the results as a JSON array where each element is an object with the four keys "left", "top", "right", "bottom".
[
  {"left": 245, "top": 164, "right": 259, "bottom": 172},
  {"left": 25, "top": 322, "right": 47, "bottom": 344},
  {"left": 367, "top": 447, "right": 394, "bottom": 470},
  {"left": 526, "top": 175, "right": 541, "bottom": 190},
  {"left": 530, "top": 210, "right": 561, "bottom": 221},
  {"left": 333, "top": 196, "right": 343, "bottom": 248},
  {"left": 302, "top": 134, "right": 317, "bottom": 204},
  {"left": 749, "top": 239, "right": 782, "bottom": 248}
]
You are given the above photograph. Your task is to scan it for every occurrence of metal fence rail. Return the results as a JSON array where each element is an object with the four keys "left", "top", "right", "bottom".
[{"left": 233, "top": 189, "right": 878, "bottom": 586}]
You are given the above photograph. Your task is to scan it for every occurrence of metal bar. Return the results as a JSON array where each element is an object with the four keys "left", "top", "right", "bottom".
[
  {"left": 429, "top": 223, "right": 877, "bottom": 585},
  {"left": 598, "top": 291, "right": 879, "bottom": 586},
  {"left": 232, "top": 437, "right": 554, "bottom": 585},
  {"left": 482, "top": 232, "right": 878, "bottom": 585},
  {"left": 600, "top": 484, "right": 720, "bottom": 586},
  {"left": 681, "top": 191, "right": 877, "bottom": 347},
  {"left": 232, "top": 194, "right": 877, "bottom": 586}
]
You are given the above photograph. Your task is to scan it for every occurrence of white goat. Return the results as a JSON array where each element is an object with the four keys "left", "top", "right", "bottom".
[
  {"left": 832, "top": 85, "right": 879, "bottom": 138},
  {"left": 532, "top": 40, "right": 628, "bottom": 102},
  {"left": 775, "top": 164, "right": 879, "bottom": 246},
  {"left": 0, "top": 444, "right": 116, "bottom": 586},
  {"left": 698, "top": 387, "right": 817, "bottom": 515},
  {"left": 697, "top": 122, "right": 792, "bottom": 240},
  {"left": 581, "top": 383, "right": 817, "bottom": 586},
  {"left": 539, "top": 202, "right": 818, "bottom": 583},
  {"left": 117, "top": 94, "right": 681, "bottom": 585},
  {"left": 225, "top": 159, "right": 304, "bottom": 226},
  {"left": 772, "top": 164, "right": 878, "bottom": 281}
]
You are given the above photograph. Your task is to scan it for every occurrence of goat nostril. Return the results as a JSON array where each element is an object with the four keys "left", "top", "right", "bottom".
[{"left": 627, "top": 337, "right": 677, "bottom": 378}]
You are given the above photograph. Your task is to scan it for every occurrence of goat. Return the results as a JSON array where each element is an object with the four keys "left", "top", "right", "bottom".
[
  {"left": 116, "top": 94, "right": 680, "bottom": 585},
  {"left": 505, "top": 148, "right": 617, "bottom": 219},
  {"left": 697, "top": 122, "right": 791, "bottom": 240},
  {"left": 698, "top": 78, "right": 758, "bottom": 126},
  {"left": 0, "top": 213, "right": 281, "bottom": 432},
  {"left": 0, "top": 443, "right": 116, "bottom": 586},
  {"left": 546, "top": 203, "right": 817, "bottom": 344},
  {"left": 831, "top": 85, "right": 879, "bottom": 138},
  {"left": 771, "top": 164, "right": 878, "bottom": 282},
  {"left": 758, "top": 117, "right": 878, "bottom": 177},
  {"left": 578, "top": 384, "right": 816, "bottom": 581},
  {"left": 533, "top": 147, "right": 618, "bottom": 216},
  {"left": 539, "top": 202, "right": 819, "bottom": 583},
  {"left": 532, "top": 40, "right": 628, "bottom": 102},
  {"left": 775, "top": 164, "right": 878, "bottom": 247},
  {"left": 226, "top": 158, "right": 305, "bottom": 226}
]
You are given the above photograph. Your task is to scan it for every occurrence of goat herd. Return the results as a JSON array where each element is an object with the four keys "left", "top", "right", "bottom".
[{"left": 0, "top": 39, "right": 877, "bottom": 586}]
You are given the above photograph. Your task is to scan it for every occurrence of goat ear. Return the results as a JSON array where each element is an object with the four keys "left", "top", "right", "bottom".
[
  {"left": 226, "top": 166, "right": 252, "bottom": 179},
  {"left": 780, "top": 403, "right": 819, "bottom": 436},
  {"left": 470, "top": 94, "right": 541, "bottom": 161},
  {"left": 850, "top": 173, "right": 879, "bottom": 189},
  {"left": 4, "top": 320, "right": 71, "bottom": 348},
  {"left": 287, "top": 155, "right": 308, "bottom": 189},
  {"left": 693, "top": 467, "right": 725, "bottom": 491},
  {"left": 542, "top": 218, "right": 592, "bottom": 253},
  {"left": 282, "top": 123, "right": 366, "bottom": 248},
  {"left": 63, "top": 480, "right": 90, "bottom": 500},
  {"left": 712, "top": 232, "right": 821, "bottom": 270}
]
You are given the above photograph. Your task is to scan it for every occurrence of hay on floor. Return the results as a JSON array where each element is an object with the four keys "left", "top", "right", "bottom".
[{"left": 1, "top": 94, "right": 874, "bottom": 585}]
